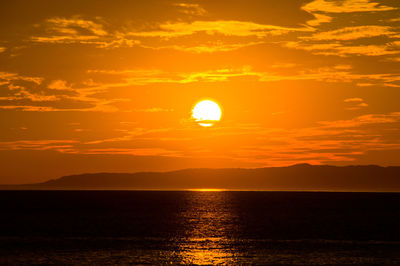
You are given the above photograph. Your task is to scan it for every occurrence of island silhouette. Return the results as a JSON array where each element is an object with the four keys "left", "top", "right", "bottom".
[{"left": 2, "top": 164, "right": 399, "bottom": 191}]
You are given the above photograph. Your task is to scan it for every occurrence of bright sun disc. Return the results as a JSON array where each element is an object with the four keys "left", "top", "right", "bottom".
[{"left": 192, "top": 100, "right": 222, "bottom": 127}]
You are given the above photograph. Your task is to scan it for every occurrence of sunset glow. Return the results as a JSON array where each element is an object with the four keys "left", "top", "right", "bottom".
[{"left": 0, "top": 0, "right": 399, "bottom": 184}]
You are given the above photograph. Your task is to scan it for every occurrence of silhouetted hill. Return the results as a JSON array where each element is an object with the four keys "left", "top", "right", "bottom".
[{"left": 1, "top": 164, "right": 400, "bottom": 191}]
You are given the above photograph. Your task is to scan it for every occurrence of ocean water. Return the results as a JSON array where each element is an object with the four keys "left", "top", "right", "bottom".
[{"left": 0, "top": 191, "right": 399, "bottom": 265}]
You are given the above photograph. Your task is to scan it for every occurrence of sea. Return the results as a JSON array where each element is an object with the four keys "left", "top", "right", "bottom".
[{"left": 0, "top": 191, "right": 399, "bottom": 265}]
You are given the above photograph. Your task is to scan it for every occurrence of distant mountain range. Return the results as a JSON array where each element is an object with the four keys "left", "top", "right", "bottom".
[{"left": 1, "top": 164, "right": 400, "bottom": 191}]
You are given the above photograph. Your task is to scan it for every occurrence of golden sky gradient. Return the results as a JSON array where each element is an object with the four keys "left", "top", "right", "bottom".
[{"left": 1, "top": 0, "right": 400, "bottom": 183}]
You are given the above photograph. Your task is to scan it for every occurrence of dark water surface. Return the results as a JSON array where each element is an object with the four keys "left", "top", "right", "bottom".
[{"left": 0, "top": 191, "right": 399, "bottom": 264}]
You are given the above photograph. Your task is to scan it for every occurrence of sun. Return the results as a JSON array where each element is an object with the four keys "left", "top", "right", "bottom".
[{"left": 192, "top": 100, "right": 222, "bottom": 127}]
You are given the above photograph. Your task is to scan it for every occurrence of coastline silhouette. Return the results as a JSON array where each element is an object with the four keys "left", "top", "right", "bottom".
[{"left": 2, "top": 164, "right": 399, "bottom": 191}]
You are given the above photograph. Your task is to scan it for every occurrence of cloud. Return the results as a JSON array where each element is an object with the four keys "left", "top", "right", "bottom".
[
  {"left": 88, "top": 66, "right": 268, "bottom": 85},
  {"left": 30, "top": 17, "right": 270, "bottom": 52},
  {"left": 47, "top": 80, "right": 75, "bottom": 91},
  {"left": 0, "top": 105, "right": 57, "bottom": 112},
  {"left": 4, "top": 86, "right": 58, "bottom": 102},
  {"left": 233, "top": 112, "right": 400, "bottom": 165},
  {"left": 356, "top": 83, "right": 374, "bottom": 87},
  {"left": 344, "top": 97, "right": 364, "bottom": 103},
  {"left": 0, "top": 74, "right": 72, "bottom": 108},
  {"left": 31, "top": 35, "right": 99, "bottom": 43},
  {"left": 0, "top": 78, "right": 111, "bottom": 113},
  {"left": 285, "top": 41, "right": 399, "bottom": 57},
  {"left": 333, "top": 44, "right": 399, "bottom": 56},
  {"left": 32, "top": 33, "right": 141, "bottom": 49},
  {"left": 0, "top": 70, "right": 138, "bottom": 113},
  {"left": 306, "top": 13, "right": 332, "bottom": 26},
  {"left": 2, "top": 110, "right": 400, "bottom": 167},
  {"left": 29, "top": 16, "right": 312, "bottom": 51},
  {"left": 144, "top": 112, "right": 400, "bottom": 165},
  {"left": 174, "top": 3, "right": 206, "bottom": 16},
  {"left": 3, "top": 62, "right": 397, "bottom": 113},
  {"left": 0, "top": 72, "right": 69, "bottom": 108},
  {"left": 84, "top": 127, "right": 173, "bottom": 145},
  {"left": 344, "top": 97, "right": 368, "bottom": 110},
  {"left": 303, "top": 25, "right": 395, "bottom": 41},
  {"left": 31, "top": 17, "right": 115, "bottom": 46},
  {"left": 384, "top": 83, "right": 400, "bottom": 88},
  {"left": 84, "top": 148, "right": 180, "bottom": 157},
  {"left": 44, "top": 17, "right": 107, "bottom": 36},
  {"left": 302, "top": 0, "right": 396, "bottom": 13},
  {"left": 129, "top": 20, "right": 313, "bottom": 38},
  {"left": 0, "top": 140, "right": 78, "bottom": 151},
  {"left": 296, "top": 1, "right": 400, "bottom": 59},
  {"left": 319, "top": 112, "right": 400, "bottom": 128},
  {"left": 88, "top": 65, "right": 400, "bottom": 88},
  {"left": 141, "top": 41, "right": 264, "bottom": 53},
  {"left": 0, "top": 71, "right": 43, "bottom": 85}
]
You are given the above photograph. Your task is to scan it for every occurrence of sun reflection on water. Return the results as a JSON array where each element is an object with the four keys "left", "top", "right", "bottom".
[
  {"left": 178, "top": 238, "right": 233, "bottom": 265},
  {"left": 186, "top": 188, "right": 226, "bottom": 192},
  {"left": 176, "top": 191, "right": 238, "bottom": 264}
]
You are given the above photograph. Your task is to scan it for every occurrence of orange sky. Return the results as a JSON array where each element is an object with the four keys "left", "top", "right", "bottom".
[{"left": 1, "top": 0, "right": 400, "bottom": 183}]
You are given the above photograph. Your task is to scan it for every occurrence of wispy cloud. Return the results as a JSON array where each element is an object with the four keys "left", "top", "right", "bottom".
[
  {"left": 2, "top": 63, "right": 399, "bottom": 113},
  {"left": 319, "top": 112, "right": 400, "bottom": 128},
  {"left": 30, "top": 17, "right": 143, "bottom": 49},
  {"left": 2, "top": 111, "right": 400, "bottom": 167},
  {"left": 48, "top": 80, "right": 74, "bottom": 91},
  {"left": 302, "top": 0, "right": 396, "bottom": 13},
  {"left": 84, "top": 148, "right": 181, "bottom": 157},
  {"left": 31, "top": 17, "right": 108, "bottom": 44},
  {"left": 29, "top": 16, "right": 312, "bottom": 52},
  {"left": 303, "top": 25, "right": 395, "bottom": 41},
  {"left": 129, "top": 20, "right": 313, "bottom": 38},
  {"left": 285, "top": 41, "right": 400, "bottom": 57},
  {"left": 296, "top": 0, "right": 400, "bottom": 59},
  {"left": 344, "top": 97, "right": 364, "bottom": 103},
  {"left": 344, "top": 97, "right": 368, "bottom": 110},
  {"left": 46, "top": 17, "right": 107, "bottom": 36},
  {"left": 173, "top": 3, "right": 207, "bottom": 16},
  {"left": 87, "top": 65, "right": 400, "bottom": 87},
  {"left": 230, "top": 112, "right": 400, "bottom": 165},
  {"left": 0, "top": 140, "right": 78, "bottom": 151},
  {"left": 306, "top": 13, "right": 332, "bottom": 26},
  {"left": 141, "top": 41, "right": 264, "bottom": 53},
  {"left": 0, "top": 71, "right": 43, "bottom": 85},
  {"left": 0, "top": 105, "right": 58, "bottom": 112}
]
